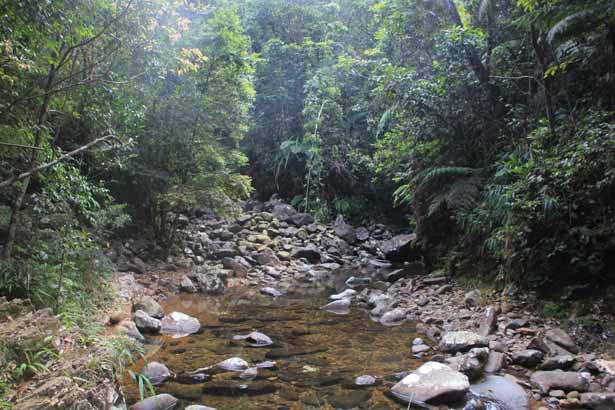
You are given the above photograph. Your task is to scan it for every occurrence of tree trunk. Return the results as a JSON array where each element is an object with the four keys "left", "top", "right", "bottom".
[
  {"left": 530, "top": 23, "right": 557, "bottom": 142},
  {"left": 3, "top": 66, "right": 56, "bottom": 260}
]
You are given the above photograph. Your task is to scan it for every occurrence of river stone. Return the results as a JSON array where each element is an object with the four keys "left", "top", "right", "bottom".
[
  {"left": 355, "top": 375, "right": 377, "bottom": 386},
  {"left": 379, "top": 307, "right": 407, "bottom": 326},
  {"left": 132, "top": 296, "right": 164, "bottom": 319},
  {"left": 132, "top": 393, "right": 178, "bottom": 410},
  {"left": 439, "top": 331, "right": 488, "bottom": 353},
  {"left": 142, "top": 362, "right": 171, "bottom": 385},
  {"left": 222, "top": 257, "right": 248, "bottom": 277},
  {"left": 478, "top": 306, "right": 497, "bottom": 337},
  {"left": 545, "top": 328, "right": 578, "bottom": 354},
  {"left": 256, "top": 361, "right": 277, "bottom": 369},
  {"left": 239, "top": 367, "right": 258, "bottom": 380},
  {"left": 485, "top": 351, "right": 507, "bottom": 373},
  {"left": 134, "top": 310, "right": 161, "bottom": 334},
  {"left": 512, "top": 349, "right": 544, "bottom": 368},
  {"left": 260, "top": 287, "right": 282, "bottom": 298},
  {"left": 330, "top": 289, "right": 357, "bottom": 300},
  {"left": 356, "top": 227, "right": 370, "bottom": 241},
  {"left": 390, "top": 362, "right": 470, "bottom": 405},
  {"left": 256, "top": 248, "right": 281, "bottom": 266},
  {"left": 160, "top": 312, "right": 201, "bottom": 338},
  {"left": 272, "top": 204, "right": 296, "bottom": 222},
  {"left": 530, "top": 371, "right": 590, "bottom": 393},
  {"left": 180, "top": 276, "right": 197, "bottom": 293},
  {"left": 470, "top": 375, "right": 530, "bottom": 410},
  {"left": 320, "top": 299, "right": 351, "bottom": 314},
  {"left": 194, "top": 272, "right": 226, "bottom": 295},
  {"left": 291, "top": 247, "right": 321, "bottom": 263},
  {"left": 217, "top": 357, "right": 249, "bottom": 371},
  {"left": 446, "top": 347, "right": 489, "bottom": 381},
  {"left": 119, "top": 320, "right": 145, "bottom": 343},
  {"left": 580, "top": 392, "right": 615, "bottom": 410},
  {"left": 540, "top": 355, "right": 575, "bottom": 370},
  {"left": 379, "top": 234, "right": 418, "bottom": 262},
  {"left": 291, "top": 213, "right": 314, "bottom": 226},
  {"left": 233, "top": 331, "right": 273, "bottom": 347}
]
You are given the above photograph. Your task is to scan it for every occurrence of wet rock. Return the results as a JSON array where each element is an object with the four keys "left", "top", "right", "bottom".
[
  {"left": 180, "top": 276, "right": 198, "bottom": 293},
  {"left": 217, "top": 357, "right": 249, "bottom": 371},
  {"left": 333, "top": 222, "right": 357, "bottom": 244},
  {"left": 540, "top": 355, "right": 576, "bottom": 371},
  {"left": 580, "top": 392, "right": 615, "bottom": 410},
  {"left": 142, "top": 362, "right": 171, "bottom": 385},
  {"left": 478, "top": 307, "right": 497, "bottom": 337},
  {"left": 260, "top": 287, "right": 282, "bottom": 298},
  {"left": 529, "top": 336, "right": 574, "bottom": 357},
  {"left": 505, "top": 318, "right": 529, "bottom": 330},
  {"left": 185, "top": 406, "right": 218, "bottom": 410},
  {"left": 176, "top": 373, "right": 211, "bottom": 384},
  {"left": 320, "top": 299, "right": 351, "bottom": 315},
  {"left": 412, "top": 344, "right": 431, "bottom": 354},
  {"left": 239, "top": 367, "right": 258, "bottom": 381},
  {"left": 390, "top": 361, "right": 470, "bottom": 405},
  {"left": 379, "top": 308, "right": 407, "bottom": 326},
  {"left": 530, "top": 371, "right": 590, "bottom": 393},
  {"left": 291, "top": 247, "right": 321, "bottom": 263},
  {"left": 160, "top": 312, "right": 201, "bottom": 337},
  {"left": 471, "top": 375, "right": 530, "bottom": 410},
  {"left": 202, "top": 381, "right": 277, "bottom": 396},
  {"left": 222, "top": 257, "right": 248, "bottom": 277},
  {"left": 327, "top": 290, "right": 354, "bottom": 302},
  {"left": 256, "top": 361, "right": 277, "bottom": 369},
  {"left": 355, "top": 375, "right": 377, "bottom": 386},
  {"left": 132, "top": 296, "right": 164, "bottom": 319},
  {"left": 134, "top": 310, "right": 161, "bottom": 334},
  {"left": 545, "top": 328, "right": 578, "bottom": 354},
  {"left": 194, "top": 272, "right": 226, "bottom": 295},
  {"left": 439, "top": 331, "right": 489, "bottom": 353},
  {"left": 119, "top": 320, "right": 145, "bottom": 342},
  {"left": 446, "top": 347, "right": 489, "bottom": 381},
  {"left": 132, "top": 393, "right": 178, "bottom": 410},
  {"left": 512, "top": 349, "right": 544, "bottom": 368},
  {"left": 379, "top": 234, "right": 418, "bottom": 262},
  {"left": 233, "top": 331, "right": 273, "bottom": 347}
]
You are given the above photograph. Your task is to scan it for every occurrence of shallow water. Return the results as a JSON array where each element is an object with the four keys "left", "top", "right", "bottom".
[{"left": 123, "top": 290, "right": 423, "bottom": 410}]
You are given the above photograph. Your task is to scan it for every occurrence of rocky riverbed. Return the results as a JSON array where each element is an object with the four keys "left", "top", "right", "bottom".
[{"left": 3, "top": 197, "right": 615, "bottom": 409}]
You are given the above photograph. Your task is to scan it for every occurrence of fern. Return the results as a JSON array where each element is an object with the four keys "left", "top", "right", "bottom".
[{"left": 547, "top": 10, "right": 595, "bottom": 44}]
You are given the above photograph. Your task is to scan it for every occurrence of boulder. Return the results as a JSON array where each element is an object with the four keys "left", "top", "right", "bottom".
[
  {"left": 180, "top": 276, "right": 198, "bottom": 293},
  {"left": 160, "top": 312, "right": 201, "bottom": 338},
  {"left": 379, "top": 234, "right": 418, "bottom": 262},
  {"left": 272, "top": 204, "right": 296, "bottom": 222},
  {"left": 142, "top": 362, "right": 171, "bottom": 385},
  {"left": 290, "top": 247, "right": 321, "bottom": 263},
  {"left": 379, "top": 308, "right": 407, "bottom": 326},
  {"left": 545, "top": 328, "right": 579, "bottom": 354},
  {"left": 356, "top": 227, "right": 370, "bottom": 242},
  {"left": 438, "top": 331, "right": 488, "bottom": 353},
  {"left": 194, "top": 272, "right": 226, "bottom": 295},
  {"left": 256, "top": 248, "right": 280, "bottom": 266},
  {"left": 222, "top": 257, "right": 248, "bottom": 277},
  {"left": 485, "top": 351, "right": 507, "bottom": 373},
  {"left": 134, "top": 310, "right": 161, "bottom": 334},
  {"left": 470, "top": 375, "right": 530, "bottom": 410},
  {"left": 390, "top": 362, "right": 470, "bottom": 405},
  {"left": 119, "top": 320, "right": 145, "bottom": 342},
  {"left": 446, "top": 347, "right": 489, "bottom": 381},
  {"left": 333, "top": 223, "right": 357, "bottom": 244},
  {"left": 529, "top": 371, "right": 590, "bottom": 393},
  {"left": 580, "top": 392, "right": 615, "bottom": 410},
  {"left": 132, "top": 394, "right": 178, "bottom": 410},
  {"left": 291, "top": 213, "right": 314, "bottom": 226},
  {"left": 512, "top": 349, "right": 544, "bottom": 368},
  {"left": 540, "top": 355, "right": 576, "bottom": 371},
  {"left": 132, "top": 296, "right": 164, "bottom": 319},
  {"left": 478, "top": 306, "right": 497, "bottom": 337}
]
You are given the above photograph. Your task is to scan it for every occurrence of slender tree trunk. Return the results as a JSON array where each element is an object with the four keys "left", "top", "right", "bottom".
[
  {"left": 3, "top": 66, "right": 56, "bottom": 260},
  {"left": 530, "top": 23, "right": 557, "bottom": 142}
]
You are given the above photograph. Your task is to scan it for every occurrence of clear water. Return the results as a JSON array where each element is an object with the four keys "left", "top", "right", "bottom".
[{"left": 123, "top": 289, "right": 422, "bottom": 410}]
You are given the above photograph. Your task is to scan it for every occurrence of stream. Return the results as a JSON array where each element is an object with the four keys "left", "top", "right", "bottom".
[{"left": 123, "top": 289, "right": 424, "bottom": 410}]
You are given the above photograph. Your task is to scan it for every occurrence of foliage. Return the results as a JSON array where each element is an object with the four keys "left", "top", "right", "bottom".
[{"left": 128, "top": 370, "right": 156, "bottom": 401}]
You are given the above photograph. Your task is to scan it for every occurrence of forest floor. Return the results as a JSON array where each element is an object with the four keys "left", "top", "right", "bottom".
[{"left": 3, "top": 199, "right": 615, "bottom": 410}]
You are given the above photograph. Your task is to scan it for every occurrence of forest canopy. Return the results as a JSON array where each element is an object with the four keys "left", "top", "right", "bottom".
[{"left": 1, "top": 0, "right": 614, "bottom": 311}]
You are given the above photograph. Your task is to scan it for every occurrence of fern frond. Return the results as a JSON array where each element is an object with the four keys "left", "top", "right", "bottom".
[
  {"left": 377, "top": 103, "right": 398, "bottom": 137},
  {"left": 547, "top": 10, "right": 594, "bottom": 44},
  {"left": 414, "top": 166, "right": 478, "bottom": 191}
]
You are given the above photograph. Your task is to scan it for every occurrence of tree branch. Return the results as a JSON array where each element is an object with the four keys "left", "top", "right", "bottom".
[{"left": 0, "top": 135, "right": 119, "bottom": 189}]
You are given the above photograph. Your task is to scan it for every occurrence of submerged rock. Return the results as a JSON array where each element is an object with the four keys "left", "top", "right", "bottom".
[
  {"left": 217, "top": 357, "right": 249, "bottom": 371},
  {"left": 160, "top": 312, "right": 201, "bottom": 338},
  {"left": 132, "top": 393, "right": 178, "bottom": 410},
  {"left": 185, "top": 406, "right": 218, "bottom": 410},
  {"left": 390, "top": 361, "right": 470, "bottom": 405},
  {"left": 330, "top": 289, "right": 357, "bottom": 300},
  {"left": 202, "top": 381, "right": 277, "bottom": 396},
  {"left": 233, "top": 331, "right": 273, "bottom": 347},
  {"left": 320, "top": 299, "right": 351, "bottom": 314}
]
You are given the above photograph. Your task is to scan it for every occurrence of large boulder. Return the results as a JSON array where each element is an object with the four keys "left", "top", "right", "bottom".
[
  {"left": 132, "top": 296, "right": 164, "bottom": 319},
  {"left": 134, "top": 310, "right": 161, "bottom": 334},
  {"left": 378, "top": 234, "right": 419, "bottom": 262},
  {"left": 290, "top": 246, "right": 321, "bottom": 263},
  {"left": 545, "top": 328, "right": 578, "bottom": 354},
  {"left": 390, "top": 362, "right": 470, "bottom": 406},
  {"left": 438, "top": 331, "right": 488, "bottom": 353},
  {"left": 470, "top": 375, "right": 530, "bottom": 410}
]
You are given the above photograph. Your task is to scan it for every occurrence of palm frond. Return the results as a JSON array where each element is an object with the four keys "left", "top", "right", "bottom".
[
  {"left": 414, "top": 166, "right": 478, "bottom": 191},
  {"left": 376, "top": 103, "right": 398, "bottom": 137}
]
